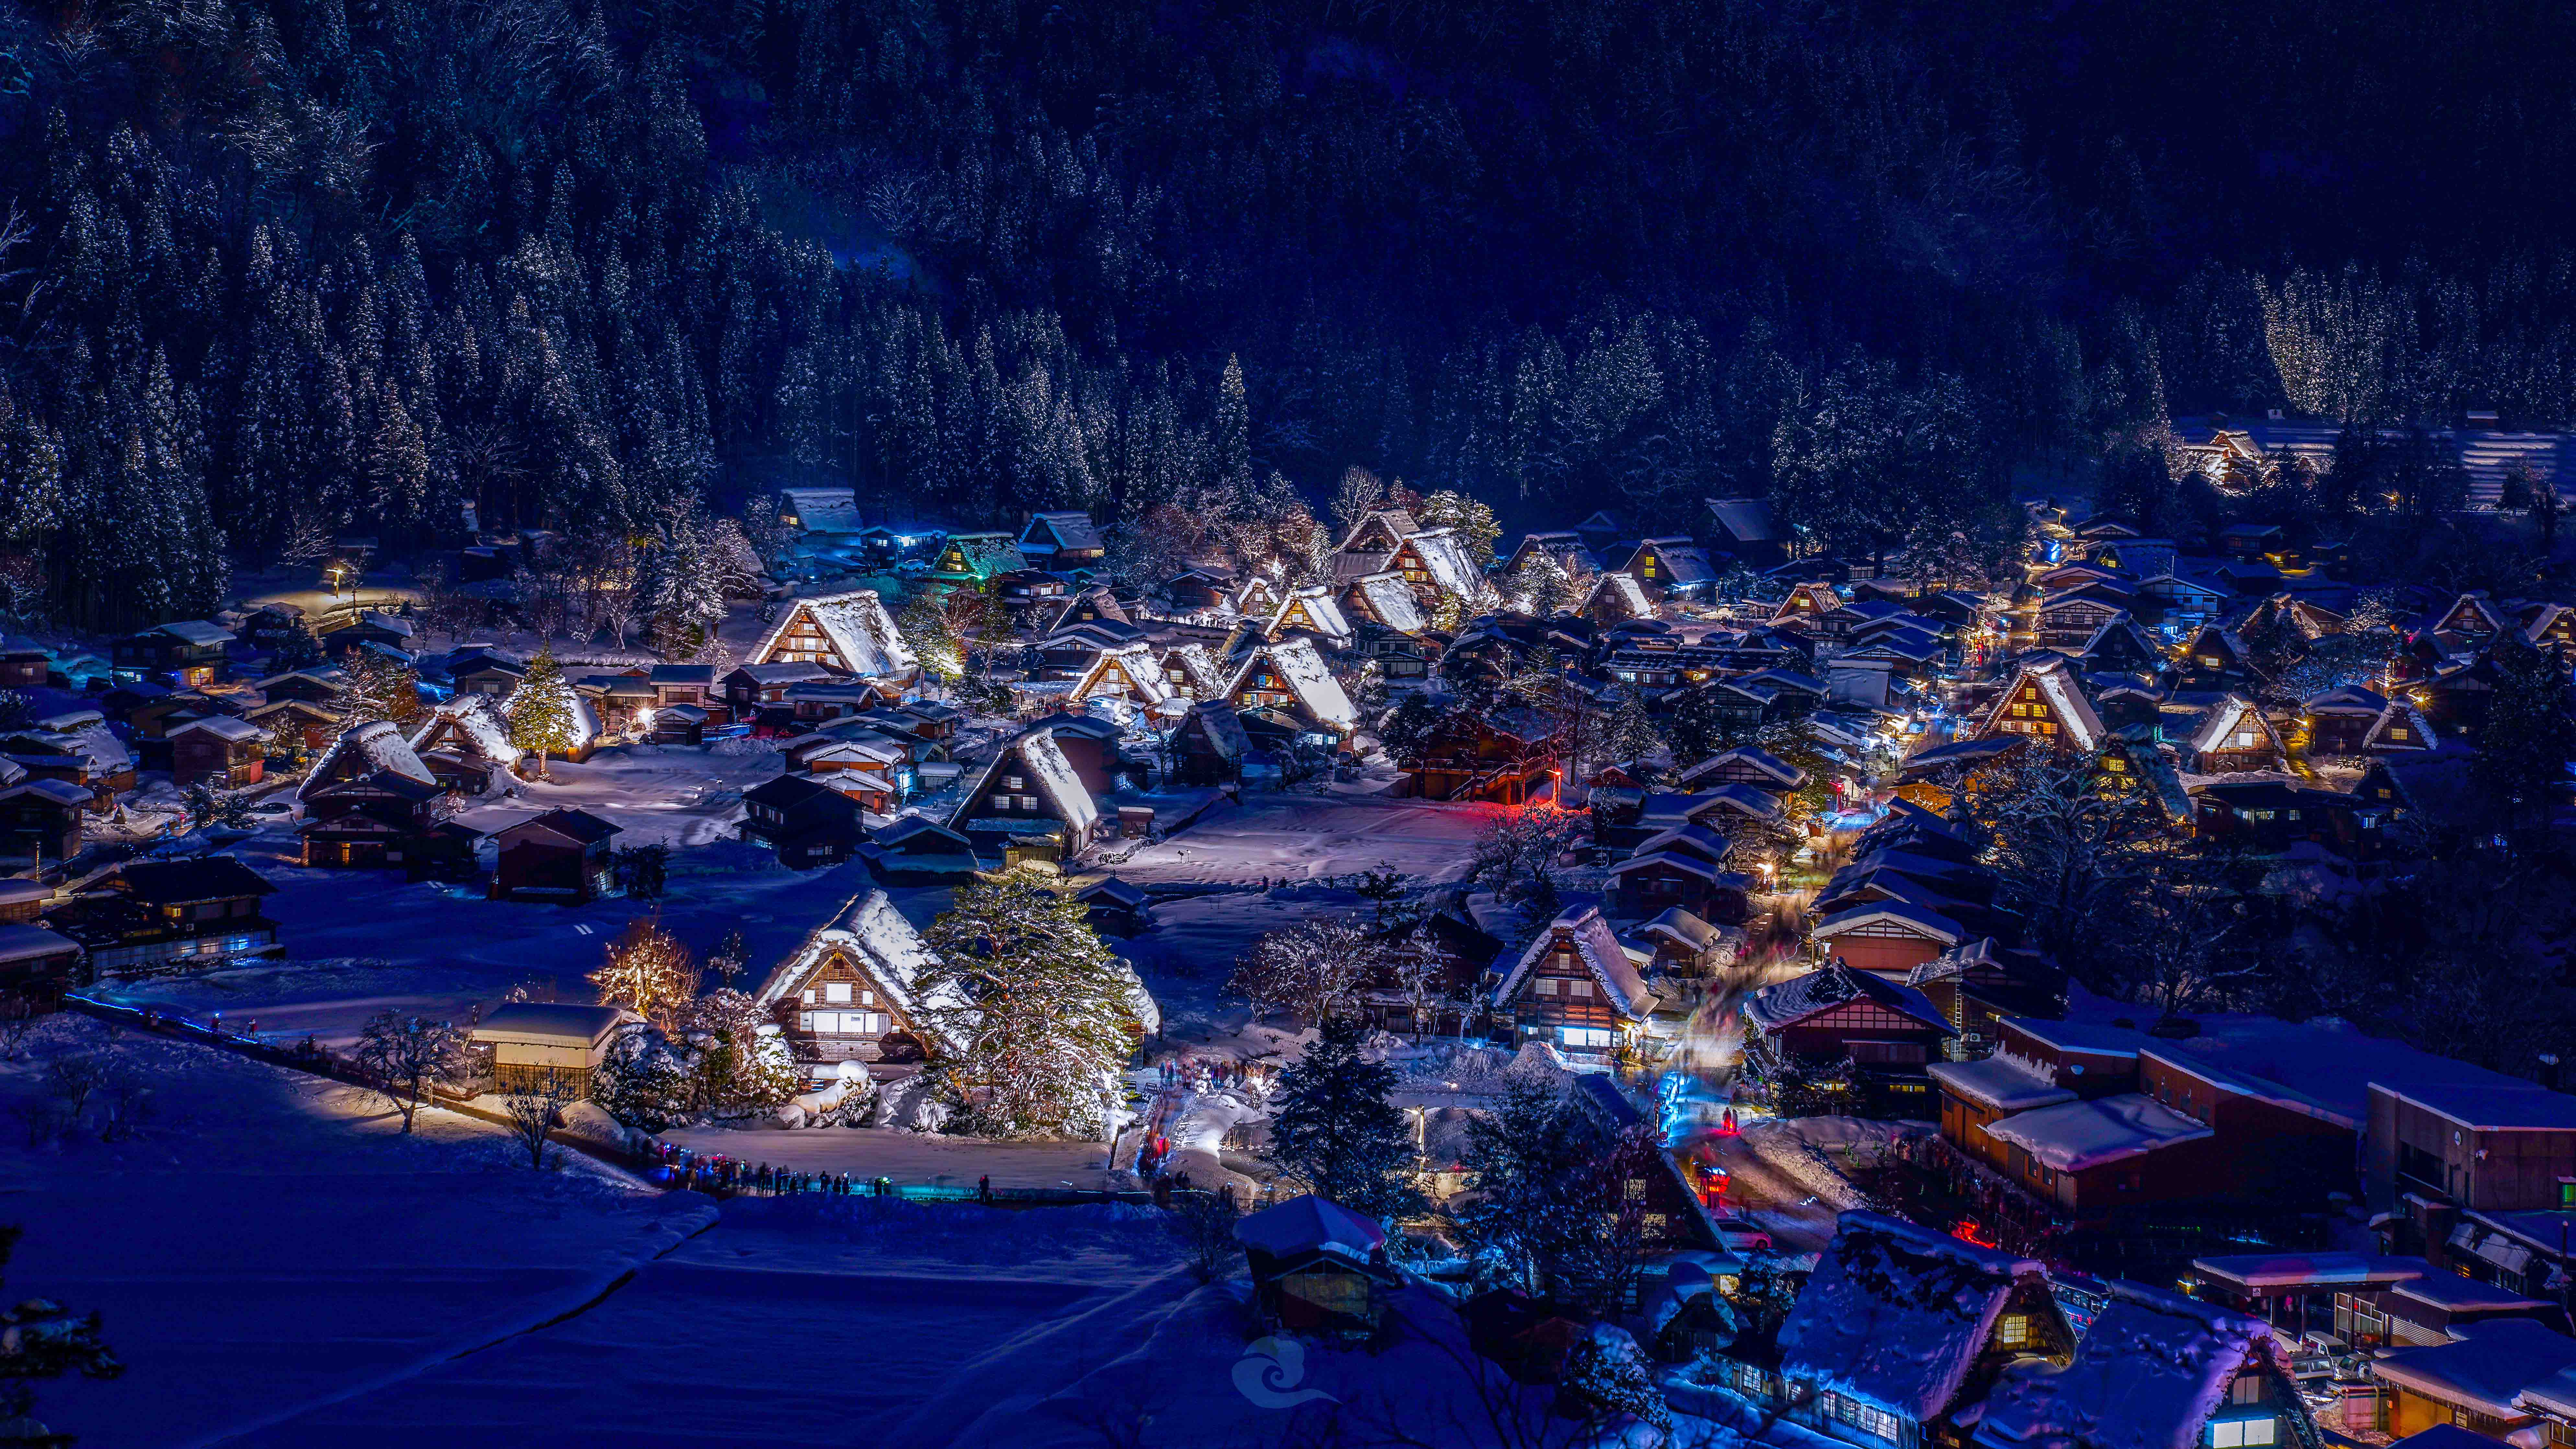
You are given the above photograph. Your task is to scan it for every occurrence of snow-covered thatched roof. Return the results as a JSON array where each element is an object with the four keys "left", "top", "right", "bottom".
[
  {"left": 1229, "top": 637, "right": 1357, "bottom": 733},
  {"left": 1972, "top": 1281, "right": 2275, "bottom": 1449},
  {"left": 1492, "top": 906, "right": 1652, "bottom": 1019},
  {"left": 1159, "top": 642, "right": 1228, "bottom": 695},
  {"left": 411, "top": 694, "right": 521, "bottom": 766},
  {"left": 952, "top": 727, "right": 1101, "bottom": 840},
  {"left": 755, "top": 891, "right": 962, "bottom": 1051},
  {"left": 302, "top": 719, "right": 437, "bottom": 799},
  {"left": 753, "top": 590, "right": 917, "bottom": 679},
  {"left": 1778, "top": 1210, "right": 2047, "bottom": 1421},
  {"left": 1981, "top": 656, "right": 2106, "bottom": 751},
  {"left": 1020, "top": 510, "right": 1105, "bottom": 555},
  {"left": 1582, "top": 571, "right": 1652, "bottom": 621},
  {"left": 1270, "top": 583, "right": 1353, "bottom": 646},
  {"left": 1070, "top": 643, "right": 1175, "bottom": 707},
  {"left": 1349, "top": 571, "right": 1429, "bottom": 634},
  {"left": 1742, "top": 960, "right": 1951, "bottom": 1035},
  {"left": 1404, "top": 526, "right": 1484, "bottom": 599},
  {"left": 1676, "top": 744, "right": 1807, "bottom": 790},
  {"left": 780, "top": 487, "right": 864, "bottom": 535},
  {"left": 2187, "top": 694, "right": 2276, "bottom": 756}
]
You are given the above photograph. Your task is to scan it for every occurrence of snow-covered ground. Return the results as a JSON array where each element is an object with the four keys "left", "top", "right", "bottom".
[
  {"left": 1106, "top": 792, "right": 1502, "bottom": 887},
  {"left": 0, "top": 1017, "right": 709, "bottom": 1448},
  {"left": 92, "top": 834, "right": 880, "bottom": 1047},
  {"left": 658, "top": 1124, "right": 1127, "bottom": 1190}
]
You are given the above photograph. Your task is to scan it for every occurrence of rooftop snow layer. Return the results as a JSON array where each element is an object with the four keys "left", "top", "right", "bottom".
[
  {"left": 1777, "top": 1210, "right": 2044, "bottom": 1420},
  {"left": 1972, "top": 1280, "right": 2275, "bottom": 1449},
  {"left": 1926, "top": 1057, "right": 2078, "bottom": 1114},
  {"left": 1983, "top": 1093, "right": 2213, "bottom": 1172}
]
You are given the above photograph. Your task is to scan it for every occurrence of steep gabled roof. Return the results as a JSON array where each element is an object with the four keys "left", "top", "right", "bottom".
[
  {"left": 753, "top": 890, "right": 962, "bottom": 1052},
  {"left": 1981, "top": 657, "right": 2106, "bottom": 751},
  {"left": 1581, "top": 571, "right": 1652, "bottom": 621},
  {"left": 950, "top": 728, "right": 1100, "bottom": 839},
  {"left": 1973, "top": 1282, "right": 2277, "bottom": 1449},
  {"left": 1743, "top": 960, "right": 1953, "bottom": 1034},
  {"left": 1809, "top": 901, "right": 1971, "bottom": 949},
  {"left": 1020, "top": 510, "right": 1104, "bottom": 554},
  {"left": 494, "top": 807, "right": 622, "bottom": 846},
  {"left": 1491, "top": 905, "right": 1652, "bottom": 1019},
  {"left": 2363, "top": 699, "right": 2437, "bottom": 751},
  {"left": 1069, "top": 643, "right": 1175, "bottom": 707},
  {"left": 1269, "top": 583, "right": 1354, "bottom": 646},
  {"left": 1778, "top": 1210, "right": 2046, "bottom": 1420},
  {"left": 2187, "top": 694, "right": 2280, "bottom": 756},
  {"left": 302, "top": 719, "right": 438, "bottom": 799},
  {"left": 409, "top": 694, "right": 521, "bottom": 766},
  {"left": 1227, "top": 637, "right": 1357, "bottom": 732},
  {"left": 1403, "top": 526, "right": 1485, "bottom": 599},
  {"left": 1349, "top": 571, "right": 1430, "bottom": 634},
  {"left": 1706, "top": 496, "right": 1784, "bottom": 543},
  {"left": 752, "top": 589, "right": 918, "bottom": 679}
]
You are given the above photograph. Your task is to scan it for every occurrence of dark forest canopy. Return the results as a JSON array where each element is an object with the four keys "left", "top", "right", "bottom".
[{"left": 5, "top": 0, "right": 2576, "bottom": 627}]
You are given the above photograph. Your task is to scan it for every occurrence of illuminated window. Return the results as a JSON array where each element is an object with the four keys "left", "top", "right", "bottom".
[
  {"left": 2209, "top": 1419, "right": 2277, "bottom": 1448},
  {"left": 1535, "top": 979, "right": 1558, "bottom": 996},
  {"left": 1995, "top": 1314, "right": 2032, "bottom": 1348},
  {"left": 824, "top": 982, "right": 852, "bottom": 1004}
]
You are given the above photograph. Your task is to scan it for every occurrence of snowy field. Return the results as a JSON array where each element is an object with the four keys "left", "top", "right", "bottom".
[
  {"left": 0, "top": 1018, "right": 1590, "bottom": 1449},
  {"left": 1106, "top": 792, "right": 1502, "bottom": 887},
  {"left": 0, "top": 1017, "right": 711, "bottom": 1449}
]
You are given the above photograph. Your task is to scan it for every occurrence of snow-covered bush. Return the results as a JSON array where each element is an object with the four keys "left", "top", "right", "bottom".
[
  {"left": 1556, "top": 1325, "right": 1671, "bottom": 1440},
  {"left": 590, "top": 1022, "right": 698, "bottom": 1130}
]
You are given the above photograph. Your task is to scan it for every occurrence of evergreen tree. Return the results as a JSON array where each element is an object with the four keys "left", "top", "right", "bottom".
[
  {"left": 1261, "top": 1018, "right": 1423, "bottom": 1220},
  {"left": 2473, "top": 636, "right": 2576, "bottom": 842},
  {"left": 920, "top": 869, "right": 1144, "bottom": 1139},
  {"left": 506, "top": 645, "right": 581, "bottom": 778},
  {"left": 1595, "top": 687, "right": 1667, "bottom": 769}
]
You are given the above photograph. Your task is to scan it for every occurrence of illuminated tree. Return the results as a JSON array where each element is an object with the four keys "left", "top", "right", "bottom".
[{"left": 589, "top": 920, "right": 701, "bottom": 1034}]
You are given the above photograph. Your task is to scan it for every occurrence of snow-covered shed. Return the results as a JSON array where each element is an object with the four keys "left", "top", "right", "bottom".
[
  {"left": 1768, "top": 1211, "right": 2070, "bottom": 1444},
  {"left": 472, "top": 1002, "right": 627, "bottom": 1097},
  {"left": 1235, "top": 1194, "right": 1404, "bottom": 1342},
  {"left": 858, "top": 814, "right": 980, "bottom": 883},
  {"left": 749, "top": 590, "right": 919, "bottom": 683}
]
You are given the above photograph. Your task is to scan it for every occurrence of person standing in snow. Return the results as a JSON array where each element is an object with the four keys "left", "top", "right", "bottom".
[{"left": 978, "top": 1174, "right": 992, "bottom": 1203}]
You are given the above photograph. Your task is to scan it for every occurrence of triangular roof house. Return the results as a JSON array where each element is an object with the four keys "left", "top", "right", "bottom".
[{"left": 749, "top": 590, "right": 919, "bottom": 682}]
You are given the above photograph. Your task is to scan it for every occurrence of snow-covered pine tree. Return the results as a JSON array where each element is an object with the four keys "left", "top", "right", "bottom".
[
  {"left": 1260, "top": 1017, "right": 1423, "bottom": 1219},
  {"left": 920, "top": 868, "right": 1143, "bottom": 1139},
  {"left": 507, "top": 644, "right": 580, "bottom": 778},
  {"left": 1596, "top": 686, "right": 1667, "bottom": 772}
]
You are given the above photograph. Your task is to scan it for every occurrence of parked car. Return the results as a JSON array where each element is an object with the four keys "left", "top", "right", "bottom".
[
  {"left": 245, "top": 799, "right": 302, "bottom": 825},
  {"left": 1708, "top": 1213, "right": 1774, "bottom": 1253}
]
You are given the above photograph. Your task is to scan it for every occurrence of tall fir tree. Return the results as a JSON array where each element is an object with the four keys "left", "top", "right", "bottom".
[
  {"left": 1261, "top": 1018, "right": 1423, "bottom": 1220},
  {"left": 920, "top": 869, "right": 1144, "bottom": 1139},
  {"left": 506, "top": 644, "right": 580, "bottom": 778}
]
